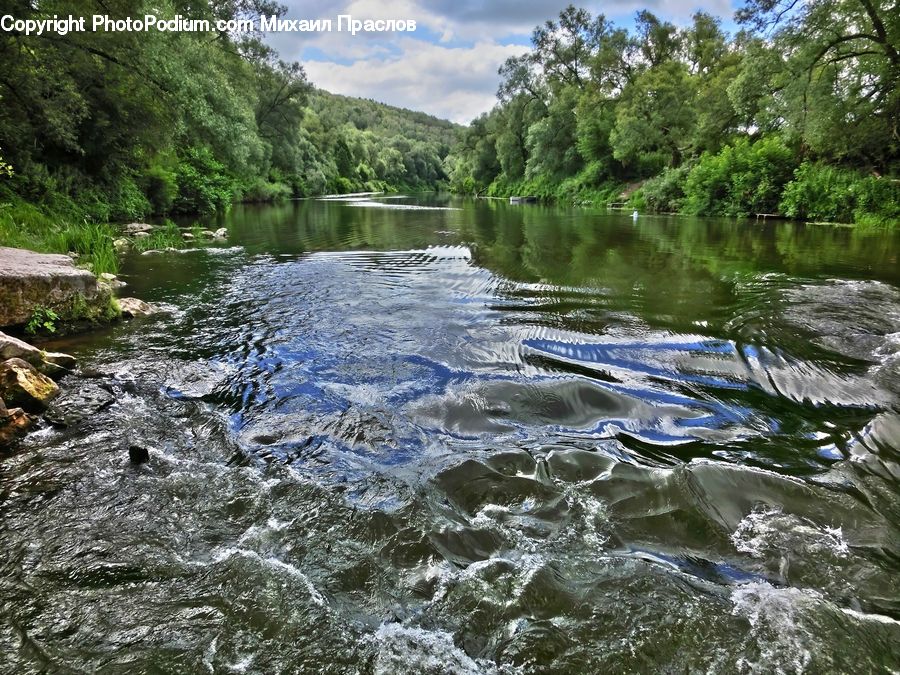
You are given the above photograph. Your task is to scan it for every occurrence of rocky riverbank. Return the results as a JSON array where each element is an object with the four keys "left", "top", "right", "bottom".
[
  {"left": 0, "top": 246, "right": 117, "bottom": 328},
  {"left": 0, "top": 245, "right": 158, "bottom": 448},
  {"left": 0, "top": 332, "right": 71, "bottom": 446}
]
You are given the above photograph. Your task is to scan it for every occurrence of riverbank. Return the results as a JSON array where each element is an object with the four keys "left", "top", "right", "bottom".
[
  {"left": 0, "top": 243, "right": 161, "bottom": 449},
  {"left": 464, "top": 157, "right": 900, "bottom": 228}
]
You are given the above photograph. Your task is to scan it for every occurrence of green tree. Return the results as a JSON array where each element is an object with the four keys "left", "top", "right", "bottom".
[{"left": 610, "top": 62, "right": 697, "bottom": 173}]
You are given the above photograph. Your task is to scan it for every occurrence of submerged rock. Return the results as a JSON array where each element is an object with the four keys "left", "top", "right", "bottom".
[
  {"left": 0, "top": 247, "right": 114, "bottom": 328},
  {"left": 0, "top": 357, "right": 60, "bottom": 412},
  {"left": 44, "top": 382, "right": 115, "bottom": 428},
  {"left": 118, "top": 298, "right": 157, "bottom": 318},
  {"left": 128, "top": 444, "right": 150, "bottom": 464}
]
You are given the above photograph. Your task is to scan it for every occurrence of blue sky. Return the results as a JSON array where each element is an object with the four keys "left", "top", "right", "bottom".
[{"left": 267, "top": 1, "right": 741, "bottom": 124}]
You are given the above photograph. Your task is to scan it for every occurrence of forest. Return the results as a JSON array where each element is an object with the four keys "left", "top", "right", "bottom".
[
  {"left": 0, "top": 0, "right": 455, "bottom": 255},
  {"left": 445, "top": 1, "right": 899, "bottom": 226},
  {"left": 1, "top": 0, "right": 897, "bottom": 244}
]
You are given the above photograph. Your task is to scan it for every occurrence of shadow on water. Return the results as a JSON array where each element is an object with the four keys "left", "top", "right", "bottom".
[{"left": 2, "top": 195, "right": 899, "bottom": 672}]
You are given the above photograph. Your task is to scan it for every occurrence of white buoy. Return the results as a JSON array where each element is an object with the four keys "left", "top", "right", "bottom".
[{"left": 632, "top": 210, "right": 639, "bottom": 219}]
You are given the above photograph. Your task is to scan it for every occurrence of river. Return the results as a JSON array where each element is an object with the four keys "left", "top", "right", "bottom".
[{"left": 2, "top": 194, "right": 899, "bottom": 673}]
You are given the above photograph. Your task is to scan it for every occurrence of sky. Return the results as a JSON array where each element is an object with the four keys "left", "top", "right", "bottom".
[{"left": 266, "top": 1, "right": 740, "bottom": 125}]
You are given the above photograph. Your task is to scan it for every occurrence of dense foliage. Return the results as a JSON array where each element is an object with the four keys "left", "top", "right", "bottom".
[
  {"left": 446, "top": 2, "right": 899, "bottom": 225},
  {"left": 0, "top": 0, "right": 455, "bottom": 225}
]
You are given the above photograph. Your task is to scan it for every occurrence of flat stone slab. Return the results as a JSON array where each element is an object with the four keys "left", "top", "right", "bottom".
[{"left": 0, "top": 247, "right": 107, "bottom": 327}]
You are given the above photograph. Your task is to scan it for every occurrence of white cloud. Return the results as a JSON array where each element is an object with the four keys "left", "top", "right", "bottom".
[
  {"left": 303, "top": 39, "right": 528, "bottom": 124},
  {"left": 271, "top": 0, "right": 737, "bottom": 122}
]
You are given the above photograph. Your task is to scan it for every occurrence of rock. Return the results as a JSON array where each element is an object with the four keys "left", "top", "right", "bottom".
[
  {"left": 118, "top": 297, "right": 156, "bottom": 318},
  {"left": 0, "top": 401, "right": 35, "bottom": 448},
  {"left": 44, "top": 382, "right": 115, "bottom": 427},
  {"left": 42, "top": 351, "right": 77, "bottom": 369},
  {"left": 123, "top": 223, "right": 154, "bottom": 235},
  {"left": 128, "top": 444, "right": 150, "bottom": 464},
  {"left": 0, "top": 358, "right": 60, "bottom": 412},
  {"left": 182, "top": 232, "right": 195, "bottom": 240},
  {"left": 113, "top": 238, "right": 130, "bottom": 253},
  {"left": 0, "top": 331, "right": 43, "bottom": 363},
  {"left": 98, "top": 272, "right": 126, "bottom": 290},
  {"left": 41, "top": 351, "right": 78, "bottom": 377},
  {"left": 214, "top": 228, "right": 228, "bottom": 239},
  {"left": 0, "top": 331, "right": 77, "bottom": 377},
  {"left": 199, "top": 229, "right": 216, "bottom": 238},
  {"left": 132, "top": 232, "right": 151, "bottom": 239},
  {"left": 0, "top": 247, "right": 113, "bottom": 327}
]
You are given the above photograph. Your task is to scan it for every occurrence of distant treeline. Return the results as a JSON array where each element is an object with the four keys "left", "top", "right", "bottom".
[
  {"left": 0, "top": 0, "right": 456, "bottom": 222},
  {"left": 444, "top": 2, "right": 899, "bottom": 226}
]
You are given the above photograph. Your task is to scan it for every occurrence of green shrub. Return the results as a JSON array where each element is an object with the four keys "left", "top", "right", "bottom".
[
  {"left": 25, "top": 306, "right": 59, "bottom": 335},
  {"left": 780, "top": 162, "right": 858, "bottom": 222},
  {"left": 780, "top": 162, "right": 900, "bottom": 226},
  {"left": 241, "top": 177, "right": 292, "bottom": 203},
  {"left": 640, "top": 165, "right": 690, "bottom": 213},
  {"left": 144, "top": 163, "right": 179, "bottom": 214},
  {"left": 109, "top": 176, "right": 151, "bottom": 220},
  {"left": 683, "top": 137, "right": 797, "bottom": 217},
  {"left": 173, "top": 147, "right": 236, "bottom": 215},
  {"left": 853, "top": 176, "right": 900, "bottom": 227}
]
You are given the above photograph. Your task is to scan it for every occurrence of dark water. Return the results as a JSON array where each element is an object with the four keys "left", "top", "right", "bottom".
[{"left": 2, "top": 195, "right": 900, "bottom": 673}]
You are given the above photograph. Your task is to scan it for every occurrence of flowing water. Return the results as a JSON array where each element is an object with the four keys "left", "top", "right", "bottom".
[{"left": 2, "top": 195, "right": 900, "bottom": 673}]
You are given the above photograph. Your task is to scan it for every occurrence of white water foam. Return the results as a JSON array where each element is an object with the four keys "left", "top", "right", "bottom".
[
  {"left": 730, "top": 581, "right": 820, "bottom": 674},
  {"left": 731, "top": 505, "right": 849, "bottom": 561},
  {"left": 371, "top": 623, "right": 521, "bottom": 675}
]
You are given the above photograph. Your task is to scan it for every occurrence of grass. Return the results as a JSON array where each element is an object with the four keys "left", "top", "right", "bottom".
[
  {"left": 129, "top": 219, "right": 189, "bottom": 252},
  {"left": 0, "top": 199, "right": 120, "bottom": 274}
]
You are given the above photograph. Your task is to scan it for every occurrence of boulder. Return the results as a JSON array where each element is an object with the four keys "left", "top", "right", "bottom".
[
  {"left": 0, "top": 247, "right": 113, "bottom": 328},
  {"left": 182, "top": 232, "right": 195, "bottom": 240},
  {"left": 123, "top": 223, "right": 154, "bottom": 235},
  {"left": 214, "top": 228, "right": 228, "bottom": 239},
  {"left": 0, "top": 331, "right": 77, "bottom": 377},
  {"left": 40, "top": 351, "right": 78, "bottom": 378},
  {"left": 0, "top": 358, "right": 60, "bottom": 412},
  {"left": 0, "top": 331, "right": 43, "bottom": 363},
  {"left": 118, "top": 297, "right": 157, "bottom": 318},
  {"left": 113, "top": 238, "right": 130, "bottom": 253}
]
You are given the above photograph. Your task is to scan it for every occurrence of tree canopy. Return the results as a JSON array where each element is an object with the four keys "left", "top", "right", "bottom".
[
  {"left": 0, "top": 0, "right": 457, "bottom": 220},
  {"left": 446, "top": 2, "right": 899, "bottom": 224}
]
